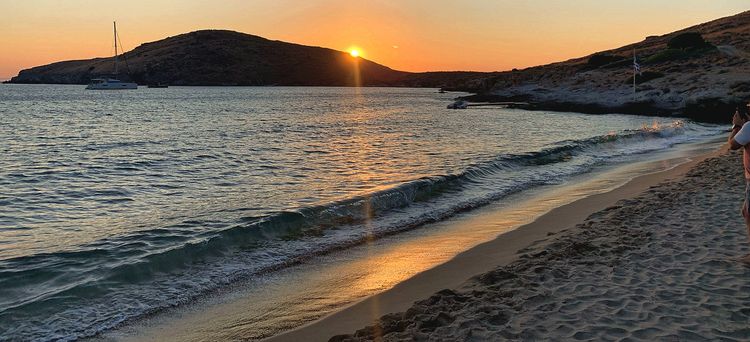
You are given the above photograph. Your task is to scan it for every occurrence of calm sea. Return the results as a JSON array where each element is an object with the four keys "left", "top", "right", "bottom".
[{"left": 0, "top": 85, "right": 722, "bottom": 340}]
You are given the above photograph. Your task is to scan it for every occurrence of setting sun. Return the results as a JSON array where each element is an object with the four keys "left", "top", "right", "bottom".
[{"left": 349, "top": 49, "right": 360, "bottom": 57}]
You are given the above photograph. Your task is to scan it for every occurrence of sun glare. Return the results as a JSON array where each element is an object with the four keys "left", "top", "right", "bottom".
[{"left": 349, "top": 49, "right": 360, "bottom": 57}]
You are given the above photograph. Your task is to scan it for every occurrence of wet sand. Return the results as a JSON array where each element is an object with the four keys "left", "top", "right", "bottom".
[{"left": 270, "top": 148, "right": 749, "bottom": 341}]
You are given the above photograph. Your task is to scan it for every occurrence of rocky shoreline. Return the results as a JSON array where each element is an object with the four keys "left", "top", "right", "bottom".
[
  {"left": 459, "top": 93, "right": 743, "bottom": 124},
  {"left": 454, "top": 11, "right": 750, "bottom": 124}
]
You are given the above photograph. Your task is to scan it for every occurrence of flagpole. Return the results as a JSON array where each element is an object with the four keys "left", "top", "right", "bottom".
[{"left": 633, "top": 46, "right": 638, "bottom": 97}]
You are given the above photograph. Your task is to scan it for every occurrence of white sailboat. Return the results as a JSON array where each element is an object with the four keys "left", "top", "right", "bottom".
[{"left": 86, "top": 22, "right": 137, "bottom": 90}]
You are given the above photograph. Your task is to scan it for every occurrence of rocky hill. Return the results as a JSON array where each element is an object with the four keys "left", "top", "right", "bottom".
[
  {"left": 8, "top": 30, "right": 402, "bottom": 86},
  {"left": 464, "top": 10, "right": 750, "bottom": 123},
  {"left": 7, "top": 30, "right": 497, "bottom": 89}
]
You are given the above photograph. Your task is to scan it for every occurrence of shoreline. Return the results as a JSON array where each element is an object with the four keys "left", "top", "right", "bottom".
[
  {"left": 267, "top": 146, "right": 726, "bottom": 342},
  {"left": 90, "top": 137, "right": 724, "bottom": 342},
  {"left": 2, "top": 82, "right": 730, "bottom": 124},
  {"left": 328, "top": 149, "right": 750, "bottom": 340},
  {"left": 1, "top": 81, "right": 733, "bottom": 125},
  {"left": 6, "top": 85, "right": 722, "bottom": 342},
  {"left": 458, "top": 93, "right": 736, "bottom": 124}
]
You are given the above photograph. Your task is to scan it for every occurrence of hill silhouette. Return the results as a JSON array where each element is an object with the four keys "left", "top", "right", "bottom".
[{"left": 7, "top": 30, "right": 495, "bottom": 89}]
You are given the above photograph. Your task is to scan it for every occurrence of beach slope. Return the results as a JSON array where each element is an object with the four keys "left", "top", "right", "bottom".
[{"left": 325, "top": 151, "right": 750, "bottom": 341}]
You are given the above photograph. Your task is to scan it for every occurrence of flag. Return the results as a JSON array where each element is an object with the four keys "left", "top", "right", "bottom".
[{"left": 633, "top": 56, "right": 642, "bottom": 75}]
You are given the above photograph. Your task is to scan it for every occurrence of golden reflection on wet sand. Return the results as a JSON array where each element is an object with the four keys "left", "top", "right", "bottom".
[{"left": 101, "top": 142, "right": 717, "bottom": 342}]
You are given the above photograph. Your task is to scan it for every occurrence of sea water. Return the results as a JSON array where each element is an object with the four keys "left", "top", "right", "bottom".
[{"left": 0, "top": 85, "right": 723, "bottom": 340}]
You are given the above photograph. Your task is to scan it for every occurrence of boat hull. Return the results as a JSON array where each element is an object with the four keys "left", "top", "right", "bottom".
[{"left": 86, "top": 82, "right": 138, "bottom": 90}]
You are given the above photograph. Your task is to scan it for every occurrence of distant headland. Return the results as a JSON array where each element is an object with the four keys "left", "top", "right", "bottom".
[
  {"left": 6, "top": 30, "right": 495, "bottom": 91},
  {"left": 7, "top": 10, "right": 750, "bottom": 123}
]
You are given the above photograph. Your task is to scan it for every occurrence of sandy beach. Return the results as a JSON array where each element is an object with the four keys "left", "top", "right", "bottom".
[
  {"left": 270, "top": 149, "right": 750, "bottom": 341},
  {"left": 6, "top": 5, "right": 750, "bottom": 342}
]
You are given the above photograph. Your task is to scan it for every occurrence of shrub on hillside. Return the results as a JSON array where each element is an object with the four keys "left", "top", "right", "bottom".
[
  {"left": 667, "top": 32, "right": 712, "bottom": 50},
  {"left": 645, "top": 33, "right": 716, "bottom": 64},
  {"left": 587, "top": 54, "right": 625, "bottom": 68},
  {"left": 645, "top": 49, "right": 687, "bottom": 64}
]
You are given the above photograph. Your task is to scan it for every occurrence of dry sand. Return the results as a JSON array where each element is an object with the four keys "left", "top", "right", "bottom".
[{"left": 323, "top": 151, "right": 750, "bottom": 341}]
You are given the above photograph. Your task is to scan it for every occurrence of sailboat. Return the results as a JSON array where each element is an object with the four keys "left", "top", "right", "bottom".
[{"left": 86, "top": 22, "right": 138, "bottom": 90}]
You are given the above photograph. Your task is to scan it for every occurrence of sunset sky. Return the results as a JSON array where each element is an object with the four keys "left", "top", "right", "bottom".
[{"left": 1, "top": 1, "right": 748, "bottom": 79}]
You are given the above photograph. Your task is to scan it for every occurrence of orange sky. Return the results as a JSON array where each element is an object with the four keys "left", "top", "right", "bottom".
[{"left": 1, "top": 1, "right": 748, "bottom": 79}]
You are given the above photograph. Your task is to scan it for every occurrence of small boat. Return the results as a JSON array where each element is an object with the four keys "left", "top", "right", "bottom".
[
  {"left": 147, "top": 83, "right": 169, "bottom": 88},
  {"left": 447, "top": 100, "right": 468, "bottom": 109},
  {"left": 86, "top": 22, "right": 137, "bottom": 90},
  {"left": 87, "top": 78, "right": 138, "bottom": 90}
]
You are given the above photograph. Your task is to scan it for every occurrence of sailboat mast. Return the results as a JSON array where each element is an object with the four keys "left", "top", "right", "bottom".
[{"left": 114, "top": 21, "right": 118, "bottom": 75}]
